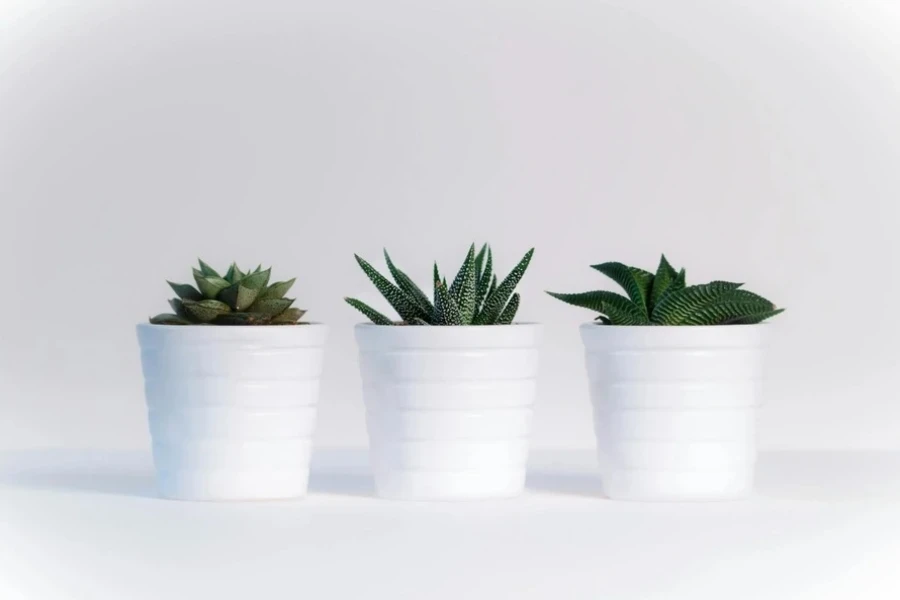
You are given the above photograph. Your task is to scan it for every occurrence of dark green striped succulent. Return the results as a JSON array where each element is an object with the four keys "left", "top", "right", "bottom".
[
  {"left": 548, "top": 255, "right": 784, "bottom": 326},
  {"left": 346, "top": 244, "right": 533, "bottom": 326},
  {"left": 149, "top": 259, "right": 306, "bottom": 325}
]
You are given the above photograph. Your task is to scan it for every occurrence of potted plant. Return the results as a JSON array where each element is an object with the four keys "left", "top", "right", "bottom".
[
  {"left": 548, "top": 255, "right": 784, "bottom": 501},
  {"left": 345, "top": 244, "right": 539, "bottom": 500},
  {"left": 137, "top": 260, "right": 327, "bottom": 501}
]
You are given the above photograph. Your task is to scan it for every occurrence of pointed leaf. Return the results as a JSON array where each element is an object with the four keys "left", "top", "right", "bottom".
[
  {"left": 474, "top": 244, "right": 487, "bottom": 281},
  {"left": 213, "top": 312, "right": 270, "bottom": 325},
  {"left": 475, "top": 248, "right": 534, "bottom": 325},
  {"left": 258, "top": 278, "right": 296, "bottom": 301},
  {"left": 434, "top": 280, "right": 462, "bottom": 325},
  {"left": 474, "top": 247, "right": 493, "bottom": 314},
  {"left": 218, "top": 282, "right": 261, "bottom": 311},
  {"left": 167, "top": 281, "right": 203, "bottom": 301},
  {"left": 683, "top": 295, "right": 777, "bottom": 326},
  {"left": 224, "top": 264, "right": 236, "bottom": 283},
  {"left": 384, "top": 250, "right": 434, "bottom": 316},
  {"left": 240, "top": 268, "right": 270, "bottom": 291},
  {"left": 725, "top": 307, "right": 785, "bottom": 325},
  {"left": 182, "top": 299, "right": 231, "bottom": 323},
  {"left": 271, "top": 307, "right": 306, "bottom": 324},
  {"left": 354, "top": 254, "right": 428, "bottom": 322},
  {"left": 168, "top": 298, "right": 190, "bottom": 319},
  {"left": 496, "top": 293, "right": 520, "bottom": 325},
  {"left": 591, "top": 262, "right": 654, "bottom": 318},
  {"left": 345, "top": 297, "right": 394, "bottom": 325},
  {"left": 197, "top": 259, "right": 220, "bottom": 278},
  {"left": 149, "top": 313, "right": 191, "bottom": 325},
  {"left": 232, "top": 265, "right": 246, "bottom": 283},
  {"left": 449, "top": 244, "right": 478, "bottom": 324},
  {"left": 649, "top": 254, "right": 678, "bottom": 311},
  {"left": 547, "top": 290, "right": 648, "bottom": 325},
  {"left": 250, "top": 297, "right": 295, "bottom": 316},
  {"left": 651, "top": 281, "right": 742, "bottom": 325},
  {"left": 193, "top": 270, "right": 231, "bottom": 299}
]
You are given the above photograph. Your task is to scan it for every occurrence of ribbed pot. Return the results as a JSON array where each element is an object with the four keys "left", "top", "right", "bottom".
[
  {"left": 355, "top": 323, "right": 541, "bottom": 500},
  {"left": 580, "top": 323, "right": 766, "bottom": 501},
  {"left": 136, "top": 323, "right": 327, "bottom": 501}
]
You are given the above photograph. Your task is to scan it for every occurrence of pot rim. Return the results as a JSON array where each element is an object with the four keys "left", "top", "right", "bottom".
[
  {"left": 579, "top": 322, "right": 772, "bottom": 331},
  {"left": 354, "top": 322, "right": 540, "bottom": 329},
  {"left": 137, "top": 321, "right": 327, "bottom": 330}
]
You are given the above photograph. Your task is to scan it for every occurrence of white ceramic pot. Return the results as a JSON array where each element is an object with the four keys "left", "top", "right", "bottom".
[
  {"left": 355, "top": 324, "right": 541, "bottom": 500},
  {"left": 580, "top": 323, "right": 766, "bottom": 501},
  {"left": 136, "top": 323, "right": 328, "bottom": 501}
]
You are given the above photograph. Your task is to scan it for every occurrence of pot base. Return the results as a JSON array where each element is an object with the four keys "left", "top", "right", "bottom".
[
  {"left": 155, "top": 469, "right": 311, "bottom": 502},
  {"left": 600, "top": 465, "right": 755, "bottom": 502}
]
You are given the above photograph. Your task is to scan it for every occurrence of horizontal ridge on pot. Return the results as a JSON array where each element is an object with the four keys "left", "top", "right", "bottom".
[
  {"left": 137, "top": 323, "right": 327, "bottom": 501},
  {"left": 355, "top": 323, "right": 541, "bottom": 501},
  {"left": 581, "top": 324, "right": 766, "bottom": 502}
]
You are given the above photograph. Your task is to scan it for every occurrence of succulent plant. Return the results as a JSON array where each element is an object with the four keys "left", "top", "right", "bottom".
[
  {"left": 345, "top": 244, "right": 534, "bottom": 325},
  {"left": 548, "top": 254, "right": 784, "bottom": 326},
  {"left": 149, "top": 259, "right": 306, "bottom": 325}
]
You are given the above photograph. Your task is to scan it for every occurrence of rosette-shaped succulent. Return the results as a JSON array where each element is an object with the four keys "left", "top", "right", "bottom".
[{"left": 150, "top": 260, "right": 305, "bottom": 325}]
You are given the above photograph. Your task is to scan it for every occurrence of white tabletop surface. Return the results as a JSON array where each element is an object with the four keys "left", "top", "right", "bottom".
[{"left": 1, "top": 449, "right": 898, "bottom": 600}]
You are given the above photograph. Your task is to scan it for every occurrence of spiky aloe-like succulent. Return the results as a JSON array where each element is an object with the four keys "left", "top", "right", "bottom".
[
  {"left": 345, "top": 244, "right": 534, "bottom": 325},
  {"left": 548, "top": 255, "right": 784, "bottom": 326},
  {"left": 149, "top": 259, "right": 306, "bottom": 325}
]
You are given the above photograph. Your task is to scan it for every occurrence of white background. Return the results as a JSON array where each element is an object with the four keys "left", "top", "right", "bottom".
[{"left": 2, "top": 0, "right": 899, "bottom": 453}]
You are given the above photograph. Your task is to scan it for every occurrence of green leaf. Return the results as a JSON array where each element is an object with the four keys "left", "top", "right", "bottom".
[
  {"left": 167, "top": 281, "right": 203, "bottom": 301},
  {"left": 648, "top": 254, "right": 678, "bottom": 311},
  {"left": 240, "top": 268, "right": 270, "bottom": 291},
  {"left": 182, "top": 299, "right": 232, "bottom": 323},
  {"left": 434, "top": 280, "right": 462, "bottom": 325},
  {"left": 224, "top": 263, "right": 246, "bottom": 284},
  {"left": 681, "top": 297, "right": 766, "bottom": 325},
  {"left": 409, "top": 317, "right": 430, "bottom": 326},
  {"left": 475, "top": 248, "right": 534, "bottom": 325},
  {"left": 345, "top": 297, "right": 394, "bottom": 325},
  {"left": 384, "top": 250, "right": 434, "bottom": 316},
  {"left": 197, "top": 259, "right": 220, "bottom": 278},
  {"left": 650, "top": 281, "right": 742, "bottom": 325},
  {"left": 474, "top": 247, "right": 493, "bottom": 315},
  {"left": 547, "top": 290, "right": 648, "bottom": 325},
  {"left": 212, "top": 312, "right": 270, "bottom": 325},
  {"left": 149, "top": 313, "right": 191, "bottom": 325},
  {"left": 354, "top": 254, "right": 427, "bottom": 322},
  {"left": 591, "top": 262, "right": 654, "bottom": 318},
  {"left": 449, "top": 244, "right": 478, "bottom": 324},
  {"left": 725, "top": 307, "right": 785, "bottom": 325},
  {"left": 474, "top": 244, "right": 488, "bottom": 281},
  {"left": 249, "top": 297, "right": 294, "bottom": 316},
  {"left": 258, "top": 278, "right": 296, "bottom": 301},
  {"left": 271, "top": 307, "right": 306, "bottom": 324},
  {"left": 680, "top": 288, "right": 777, "bottom": 326},
  {"left": 218, "top": 282, "right": 261, "bottom": 311},
  {"left": 193, "top": 270, "right": 231, "bottom": 299},
  {"left": 168, "top": 298, "right": 190, "bottom": 319},
  {"left": 496, "top": 293, "right": 520, "bottom": 325}
]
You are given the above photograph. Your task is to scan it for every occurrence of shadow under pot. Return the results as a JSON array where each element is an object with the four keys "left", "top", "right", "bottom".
[
  {"left": 136, "top": 323, "right": 328, "bottom": 501},
  {"left": 355, "top": 323, "right": 541, "bottom": 501},
  {"left": 581, "top": 323, "right": 767, "bottom": 501}
]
